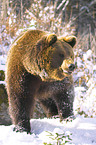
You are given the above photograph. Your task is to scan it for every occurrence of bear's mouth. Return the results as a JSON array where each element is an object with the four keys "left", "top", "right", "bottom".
[{"left": 63, "top": 69, "right": 72, "bottom": 74}]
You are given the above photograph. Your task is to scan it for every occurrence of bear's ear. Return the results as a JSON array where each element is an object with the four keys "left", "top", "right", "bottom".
[
  {"left": 46, "top": 34, "right": 57, "bottom": 46},
  {"left": 59, "top": 36, "right": 76, "bottom": 47},
  {"left": 35, "top": 34, "right": 57, "bottom": 50}
]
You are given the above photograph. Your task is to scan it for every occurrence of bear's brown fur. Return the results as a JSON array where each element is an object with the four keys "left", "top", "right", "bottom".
[{"left": 6, "top": 30, "right": 76, "bottom": 133}]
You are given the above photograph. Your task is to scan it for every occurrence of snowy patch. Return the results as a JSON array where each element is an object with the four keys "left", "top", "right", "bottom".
[
  {"left": 0, "top": 55, "right": 7, "bottom": 71},
  {"left": 0, "top": 81, "right": 6, "bottom": 85},
  {"left": 0, "top": 117, "right": 96, "bottom": 145}
]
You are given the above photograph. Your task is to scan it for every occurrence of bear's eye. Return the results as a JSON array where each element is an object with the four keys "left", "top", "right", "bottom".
[{"left": 59, "top": 54, "right": 64, "bottom": 58}]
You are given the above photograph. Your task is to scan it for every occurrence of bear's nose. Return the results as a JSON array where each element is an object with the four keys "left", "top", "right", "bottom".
[{"left": 68, "top": 64, "right": 75, "bottom": 71}]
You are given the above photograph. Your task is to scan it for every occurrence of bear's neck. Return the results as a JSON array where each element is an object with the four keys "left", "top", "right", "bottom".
[{"left": 22, "top": 45, "right": 49, "bottom": 80}]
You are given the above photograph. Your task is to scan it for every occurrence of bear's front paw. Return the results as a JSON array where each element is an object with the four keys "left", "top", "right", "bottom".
[
  {"left": 59, "top": 112, "right": 76, "bottom": 122},
  {"left": 64, "top": 115, "right": 76, "bottom": 122},
  {"left": 13, "top": 125, "right": 31, "bottom": 134}
]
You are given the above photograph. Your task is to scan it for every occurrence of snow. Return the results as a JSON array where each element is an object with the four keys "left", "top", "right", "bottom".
[
  {"left": 0, "top": 81, "right": 6, "bottom": 85},
  {"left": 0, "top": 55, "right": 7, "bottom": 71},
  {"left": 0, "top": 117, "right": 96, "bottom": 145},
  {"left": 83, "top": 50, "right": 92, "bottom": 61}
]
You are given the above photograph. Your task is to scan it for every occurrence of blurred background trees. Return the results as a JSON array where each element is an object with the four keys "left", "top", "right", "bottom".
[
  {"left": 0, "top": 0, "right": 96, "bottom": 34},
  {"left": 0, "top": 0, "right": 96, "bottom": 53}
]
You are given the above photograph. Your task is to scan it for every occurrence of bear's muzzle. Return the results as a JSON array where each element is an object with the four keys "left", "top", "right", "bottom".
[{"left": 61, "top": 59, "right": 75, "bottom": 74}]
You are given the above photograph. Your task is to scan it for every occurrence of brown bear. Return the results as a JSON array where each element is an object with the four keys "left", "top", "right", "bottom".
[{"left": 5, "top": 30, "right": 76, "bottom": 133}]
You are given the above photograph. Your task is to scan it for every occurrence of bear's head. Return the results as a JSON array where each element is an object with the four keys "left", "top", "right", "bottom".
[
  {"left": 33, "top": 33, "right": 76, "bottom": 81},
  {"left": 22, "top": 31, "right": 76, "bottom": 81}
]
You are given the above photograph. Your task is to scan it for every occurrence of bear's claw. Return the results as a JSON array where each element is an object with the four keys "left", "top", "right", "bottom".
[{"left": 13, "top": 125, "right": 31, "bottom": 134}]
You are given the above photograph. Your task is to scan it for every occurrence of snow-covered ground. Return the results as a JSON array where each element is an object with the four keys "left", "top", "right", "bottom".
[{"left": 0, "top": 117, "right": 96, "bottom": 145}]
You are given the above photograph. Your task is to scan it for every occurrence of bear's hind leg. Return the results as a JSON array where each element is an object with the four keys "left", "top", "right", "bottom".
[{"left": 39, "top": 98, "right": 58, "bottom": 118}]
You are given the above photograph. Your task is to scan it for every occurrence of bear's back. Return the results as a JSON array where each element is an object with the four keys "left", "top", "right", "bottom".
[{"left": 12, "top": 30, "right": 47, "bottom": 47}]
